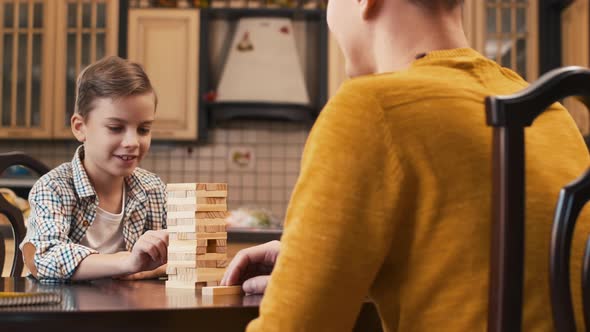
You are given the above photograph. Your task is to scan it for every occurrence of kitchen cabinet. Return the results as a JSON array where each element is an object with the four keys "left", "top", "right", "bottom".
[
  {"left": 464, "top": 0, "right": 538, "bottom": 81},
  {"left": 562, "top": 0, "right": 589, "bottom": 135},
  {"left": 127, "top": 8, "right": 199, "bottom": 140},
  {"left": 0, "top": 0, "right": 119, "bottom": 139}
]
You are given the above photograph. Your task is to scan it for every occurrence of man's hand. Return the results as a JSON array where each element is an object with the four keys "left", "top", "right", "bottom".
[{"left": 220, "top": 240, "right": 281, "bottom": 294}]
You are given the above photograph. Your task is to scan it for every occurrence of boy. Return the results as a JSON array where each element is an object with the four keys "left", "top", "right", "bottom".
[
  {"left": 21, "top": 56, "right": 168, "bottom": 282},
  {"left": 222, "top": 0, "right": 590, "bottom": 330}
]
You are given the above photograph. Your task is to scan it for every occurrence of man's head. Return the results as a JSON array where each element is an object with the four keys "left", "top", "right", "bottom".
[{"left": 327, "top": 0, "right": 465, "bottom": 77}]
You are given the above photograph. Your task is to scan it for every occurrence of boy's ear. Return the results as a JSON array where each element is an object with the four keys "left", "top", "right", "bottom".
[
  {"left": 71, "top": 113, "right": 87, "bottom": 142},
  {"left": 359, "top": 0, "right": 379, "bottom": 20}
]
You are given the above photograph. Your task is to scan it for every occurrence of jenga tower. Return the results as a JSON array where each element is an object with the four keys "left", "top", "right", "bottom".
[{"left": 165, "top": 183, "right": 229, "bottom": 290}]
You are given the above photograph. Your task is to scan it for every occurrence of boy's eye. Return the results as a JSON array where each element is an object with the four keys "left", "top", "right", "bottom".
[
  {"left": 138, "top": 127, "right": 151, "bottom": 135},
  {"left": 107, "top": 126, "right": 123, "bottom": 133}
]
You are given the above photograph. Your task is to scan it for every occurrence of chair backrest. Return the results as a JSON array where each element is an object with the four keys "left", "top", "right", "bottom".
[
  {"left": 0, "top": 152, "right": 49, "bottom": 277},
  {"left": 486, "top": 66, "right": 590, "bottom": 332}
]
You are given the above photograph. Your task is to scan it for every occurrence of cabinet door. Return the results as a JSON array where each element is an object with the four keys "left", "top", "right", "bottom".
[
  {"left": 0, "top": 0, "right": 54, "bottom": 139},
  {"left": 52, "top": 0, "right": 119, "bottom": 139},
  {"left": 127, "top": 9, "right": 199, "bottom": 140},
  {"left": 328, "top": 32, "right": 346, "bottom": 98},
  {"left": 562, "top": 0, "right": 589, "bottom": 135},
  {"left": 466, "top": 0, "right": 538, "bottom": 81}
]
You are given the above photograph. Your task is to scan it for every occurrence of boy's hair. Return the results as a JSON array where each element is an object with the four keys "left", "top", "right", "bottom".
[{"left": 75, "top": 56, "right": 157, "bottom": 119}]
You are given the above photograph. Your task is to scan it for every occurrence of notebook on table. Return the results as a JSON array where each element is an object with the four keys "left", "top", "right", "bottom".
[{"left": 0, "top": 291, "right": 61, "bottom": 307}]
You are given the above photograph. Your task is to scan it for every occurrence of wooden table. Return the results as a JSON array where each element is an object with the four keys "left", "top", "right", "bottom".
[{"left": 0, "top": 277, "right": 382, "bottom": 332}]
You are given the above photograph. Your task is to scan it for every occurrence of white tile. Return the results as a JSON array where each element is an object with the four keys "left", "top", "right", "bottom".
[
  {"left": 271, "top": 145, "right": 286, "bottom": 158},
  {"left": 198, "top": 173, "right": 211, "bottom": 182},
  {"left": 271, "top": 159, "right": 285, "bottom": 173},
  {"left": 169, "top": 173, "right": 184, "bottom": 183},
  {"left": 199, "top": 158, "right": 212, "bottom": 172},
  {"left": 256, "top": 174, "right": 271, "bottom": 187},
  {"left": 286, "top": 145, "right": 304, "bottom": 158},
  {"left": 243, "top": 129, "right": 257, "bottom": 143},
  {"left": 242, "top": 187, "right": 255, "bottom": 201},
  {"left": 257, "top": 159, "right": 271, "bottom": 173},
  {"left": 170, "top": 159, "right": 183, "bottom": 171},
  {"left": 256, "top": 189, "right": 271, "bottom": 201},
  {"left": 199, "top": 145, "right": 213, "bottom": 158},
  {"left": 211, "top": 128, "right": 227, "bottom": 143},
  {"left": 257, "top": 145, "right": 272, "bottom": 158},
  {"left": 155, "top": 158, "right": 169, "bottom": 171},
  {"left": 256, "top": 129, "right": 271, "bottom": 142},
  {"left": 183, "top": 158, "right": 198, "bottom": 172},
  {"left": 242, "top": 174, "right": 255, "bottom": 187},
  {"left": 285, "top": 160, "right": 300, "bottom": 173},
  {"left": 271, "top": 174, "right": 284, "bottom": 188},
  {"left": 213, "top": 145, "right": 227, "bottom": 158},
  {"left": 183, "top": 172, "right": 198, "bottom": 183},
  {"left": 271, "top": 189, "right": 285, "bottom": 202},
  {"left": 228, "top": 129, "right": 242, "bottom": 144},
  {"left": 285, "top": 174, "right": 299, "bottom": 188},
  {"left": 228, "top": 173, "right": 242, "bottom": 187},
  {"left": 212, "top": 158, "right": 227, "bottom": 172}
]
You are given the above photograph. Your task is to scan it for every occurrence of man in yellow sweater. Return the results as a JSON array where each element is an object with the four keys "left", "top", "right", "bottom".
[{"left": 221, "top": 0, "right": 590, "bottom": 331}]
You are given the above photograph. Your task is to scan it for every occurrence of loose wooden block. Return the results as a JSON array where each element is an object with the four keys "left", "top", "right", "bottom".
[
  {"left": 216, "top": 239, "right": 227, "bottom": 246},
  {"left": 201, "top": 286, "right": 243, "bottom": 296}
]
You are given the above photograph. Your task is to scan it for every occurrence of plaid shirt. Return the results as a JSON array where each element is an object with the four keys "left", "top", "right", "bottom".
[{"left": 26, "top": 146, "right": 167, "bottom": 282}]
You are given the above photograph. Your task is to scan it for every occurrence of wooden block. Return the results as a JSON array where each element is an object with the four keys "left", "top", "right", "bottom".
[
  {"left": 197, "top": 260, "right": 217, "bottom": 268},
  {"left": 168, "top": 197, "right": 197, "bottom": 205},
  {"left": 167, "top": 183, "right": 197, "bottom": 191},
  {"left": 195, "top": 232, "right": 227, "bottom": 240},
  {"left": 215, "top": 246, "right": 227, "bottom": 254},
  {"left": 206, "top": 281, "right": 219, "bottom": 287},
  {"left": 201, "top": 286, "right": 243, "bottom": 296},
  {"left": 196, "top": 204, "right": 227, "bottom": 212},
  {"left": 168, "top": 252, "right": 198, "bottom": 261},
  {"left": 168, "top": 211, "right": 196, "bottom": 219},
  {"left": 169, "top": 232, "right": 197, "bottom": 241},
  {"left": 167, "top": 260, "right": 197, "bottom": 268},
  {"left": 216, "top": 239, "right": 227, "bottom": 246},
  {"left": 196, "top": 211, "right": 230, "bottom": 219},
  {"left": 196, "top": 197, "right": 226, "bottom": 204},
  {"left": 167, "top": 191, "right": 187, "bottom": 198},
  {"left": 166, "top": 265, "right": 177, "bottom": 275},
  {"left": 216, "top": 259, "right": 228, "bottom": 268},
  {"left": 196, "top": 190, "right": 227, "bottom": 198}
]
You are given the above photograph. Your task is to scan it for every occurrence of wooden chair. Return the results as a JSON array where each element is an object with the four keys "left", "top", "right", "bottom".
[
  {"left": 0, "top": 152, "right": 49, "bottom": 277},
  {"left": 486, "top": 66, "right": 590, "bottom": 332}
]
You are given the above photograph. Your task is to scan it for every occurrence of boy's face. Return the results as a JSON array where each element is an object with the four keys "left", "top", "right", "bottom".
[
  {"left": 327, "top": 0, "right": 377, "bottom": 77},
  {"left": 71, "top": 93, "right": 155, "bottom": 181}
]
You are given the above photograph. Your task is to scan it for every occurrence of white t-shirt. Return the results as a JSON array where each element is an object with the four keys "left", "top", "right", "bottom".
[
  {"left": 78, "top": 189, "right": 126, "bottom": 254},
  {"left": 21, "top": 188, "right": 127, "bottom": 254}
]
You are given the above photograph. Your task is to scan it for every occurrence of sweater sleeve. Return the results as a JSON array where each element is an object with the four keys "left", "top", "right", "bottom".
[
  {"left": 247, "top": 85, "right": 405, "bottom": 331},
  {"left": 27, "top": 179, "right": 97, "bottom": 281}
]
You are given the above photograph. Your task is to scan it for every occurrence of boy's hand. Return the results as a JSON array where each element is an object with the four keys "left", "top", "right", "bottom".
[
  {"left": 220, "top": 240, "right": 281, "bottom": 294},
  {"left": 116, "top": 263, "right": 167, "bottom": 280},
  {"left": 125, "top": 230, "right": 168, "bottom": 273}
]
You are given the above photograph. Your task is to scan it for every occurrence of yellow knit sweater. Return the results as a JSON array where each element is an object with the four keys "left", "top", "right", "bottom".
[{"left": 247, "top": 48, "right": 590, "bottom": 331}]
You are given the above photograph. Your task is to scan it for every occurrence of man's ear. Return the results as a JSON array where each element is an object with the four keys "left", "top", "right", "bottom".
[
  {"left": 359, "top": 0, "right": 379, "bottom": 20},
  {"left": 71, "top": 113, "right": 87, "bottom": 142}
]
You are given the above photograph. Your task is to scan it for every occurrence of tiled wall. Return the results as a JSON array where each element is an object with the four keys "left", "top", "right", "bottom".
[{"left": 0, "top": 120, "right": 312, "bottom": 223}]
